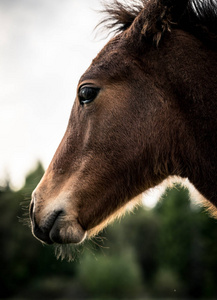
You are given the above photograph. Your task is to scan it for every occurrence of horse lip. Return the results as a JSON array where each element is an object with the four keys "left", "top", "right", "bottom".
[
  {"left": 32, "top": 211, "right": 63, "bottom": 245},
  {"left": 30, "top": 201, "right": 34, "bottom": 222},
  {"left": 31, "top": 205, "right": 86, "bottom": 245},
  {"left": 33, "top": 225, "right": 53, "bottom": 245}
]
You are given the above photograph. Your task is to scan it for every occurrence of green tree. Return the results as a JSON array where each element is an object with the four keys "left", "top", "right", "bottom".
[
  {"left": 154, "top": 185, "right": 217, "bottom": 298},
  {"left": 104, "top": 208, "right": 160, "bottom": 283},
  {"left": 78, "top": 250, "right": 144, "bottom": 299}
]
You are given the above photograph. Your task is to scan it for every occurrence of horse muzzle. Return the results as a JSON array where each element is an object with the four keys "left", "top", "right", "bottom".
[{"left": 29, "top": 194, "right": 87, "bottom": 245}]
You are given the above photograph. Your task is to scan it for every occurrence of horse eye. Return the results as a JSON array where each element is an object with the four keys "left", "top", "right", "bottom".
[{"left": 78, "top": 86, "right": 100, "bottom": 105}]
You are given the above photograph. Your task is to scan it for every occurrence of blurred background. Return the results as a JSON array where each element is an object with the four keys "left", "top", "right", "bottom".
[
  {"left": 1, "top": 0, "right": 217, "bottom": 299},
  {"left": 0, "top": 0, "right": 108, "bottom": 190}
]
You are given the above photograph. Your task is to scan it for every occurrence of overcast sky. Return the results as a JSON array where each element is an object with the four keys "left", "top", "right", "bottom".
[{"left": 0, "top": 0, "right": 109, "bottom": 189}]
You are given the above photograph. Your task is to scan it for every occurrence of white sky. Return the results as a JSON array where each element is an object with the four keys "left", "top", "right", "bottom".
[{"left": 0, "top": 0, "right": 109, "bottom": 189}]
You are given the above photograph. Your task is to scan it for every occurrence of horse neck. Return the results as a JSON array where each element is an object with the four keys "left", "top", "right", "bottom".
[{"left": 162, "top": 34, "right": 217, "bottom": 203}]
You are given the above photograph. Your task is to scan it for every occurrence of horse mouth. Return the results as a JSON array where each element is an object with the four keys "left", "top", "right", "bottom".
[{"left": 31, "top": 210, "right": 86, "bottom": 245}]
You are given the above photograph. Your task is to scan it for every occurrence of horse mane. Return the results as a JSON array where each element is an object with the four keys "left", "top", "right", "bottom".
[{"left": 100, "top": 0, "right": 217, "bottom": 46}]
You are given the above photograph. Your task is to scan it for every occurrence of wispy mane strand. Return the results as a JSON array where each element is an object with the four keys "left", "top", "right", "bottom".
[{"left": 98, "top": 0, "right": 144, "bottom": 34}]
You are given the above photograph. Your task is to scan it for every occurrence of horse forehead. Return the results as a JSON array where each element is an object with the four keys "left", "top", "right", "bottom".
[{"left": 79, "top": 38, "right": 133, "bottom": 83}]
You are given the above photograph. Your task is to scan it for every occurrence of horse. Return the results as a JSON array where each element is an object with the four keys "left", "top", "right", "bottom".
[{"left": 30, "top": 0, "right": 217, "bottom": 252}]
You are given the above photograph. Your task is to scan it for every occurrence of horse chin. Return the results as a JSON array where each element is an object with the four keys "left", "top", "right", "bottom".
[{"left": 49, "top": 220, "right": 87, "bottom": 245}]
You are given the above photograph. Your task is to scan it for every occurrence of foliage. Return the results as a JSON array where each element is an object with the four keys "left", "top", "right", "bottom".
[
  {"left": 1, "top": 165, "right": 217, "bottom": 299},
  {"left": 77, "top": 250, "right": 144, "bottom": 299}
]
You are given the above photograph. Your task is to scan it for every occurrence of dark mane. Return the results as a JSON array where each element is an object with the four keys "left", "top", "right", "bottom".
[{"left": 101, "top": 0, "right": 217, "bottom": 46}]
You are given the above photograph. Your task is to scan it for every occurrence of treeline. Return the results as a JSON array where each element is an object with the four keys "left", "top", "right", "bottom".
[{"left": 1, "top": 162, "right": 217, "bottom": 299}]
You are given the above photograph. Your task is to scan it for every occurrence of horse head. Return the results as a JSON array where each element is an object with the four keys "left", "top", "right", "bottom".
[{"left": 30, "top": 0, "right": 217, "bottom": 248}]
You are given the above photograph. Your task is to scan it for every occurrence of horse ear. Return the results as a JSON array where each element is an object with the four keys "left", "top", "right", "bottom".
[
  {"left": 160, "top": 0, "right": 189, "bottom": 22},
  {"left": 138, "top": 0, "right": 190, "bottom": 46}
]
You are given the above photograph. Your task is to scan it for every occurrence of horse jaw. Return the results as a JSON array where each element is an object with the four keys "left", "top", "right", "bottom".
[{"left": 87, "top": 194, "right": 143, "bottom": 238}]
